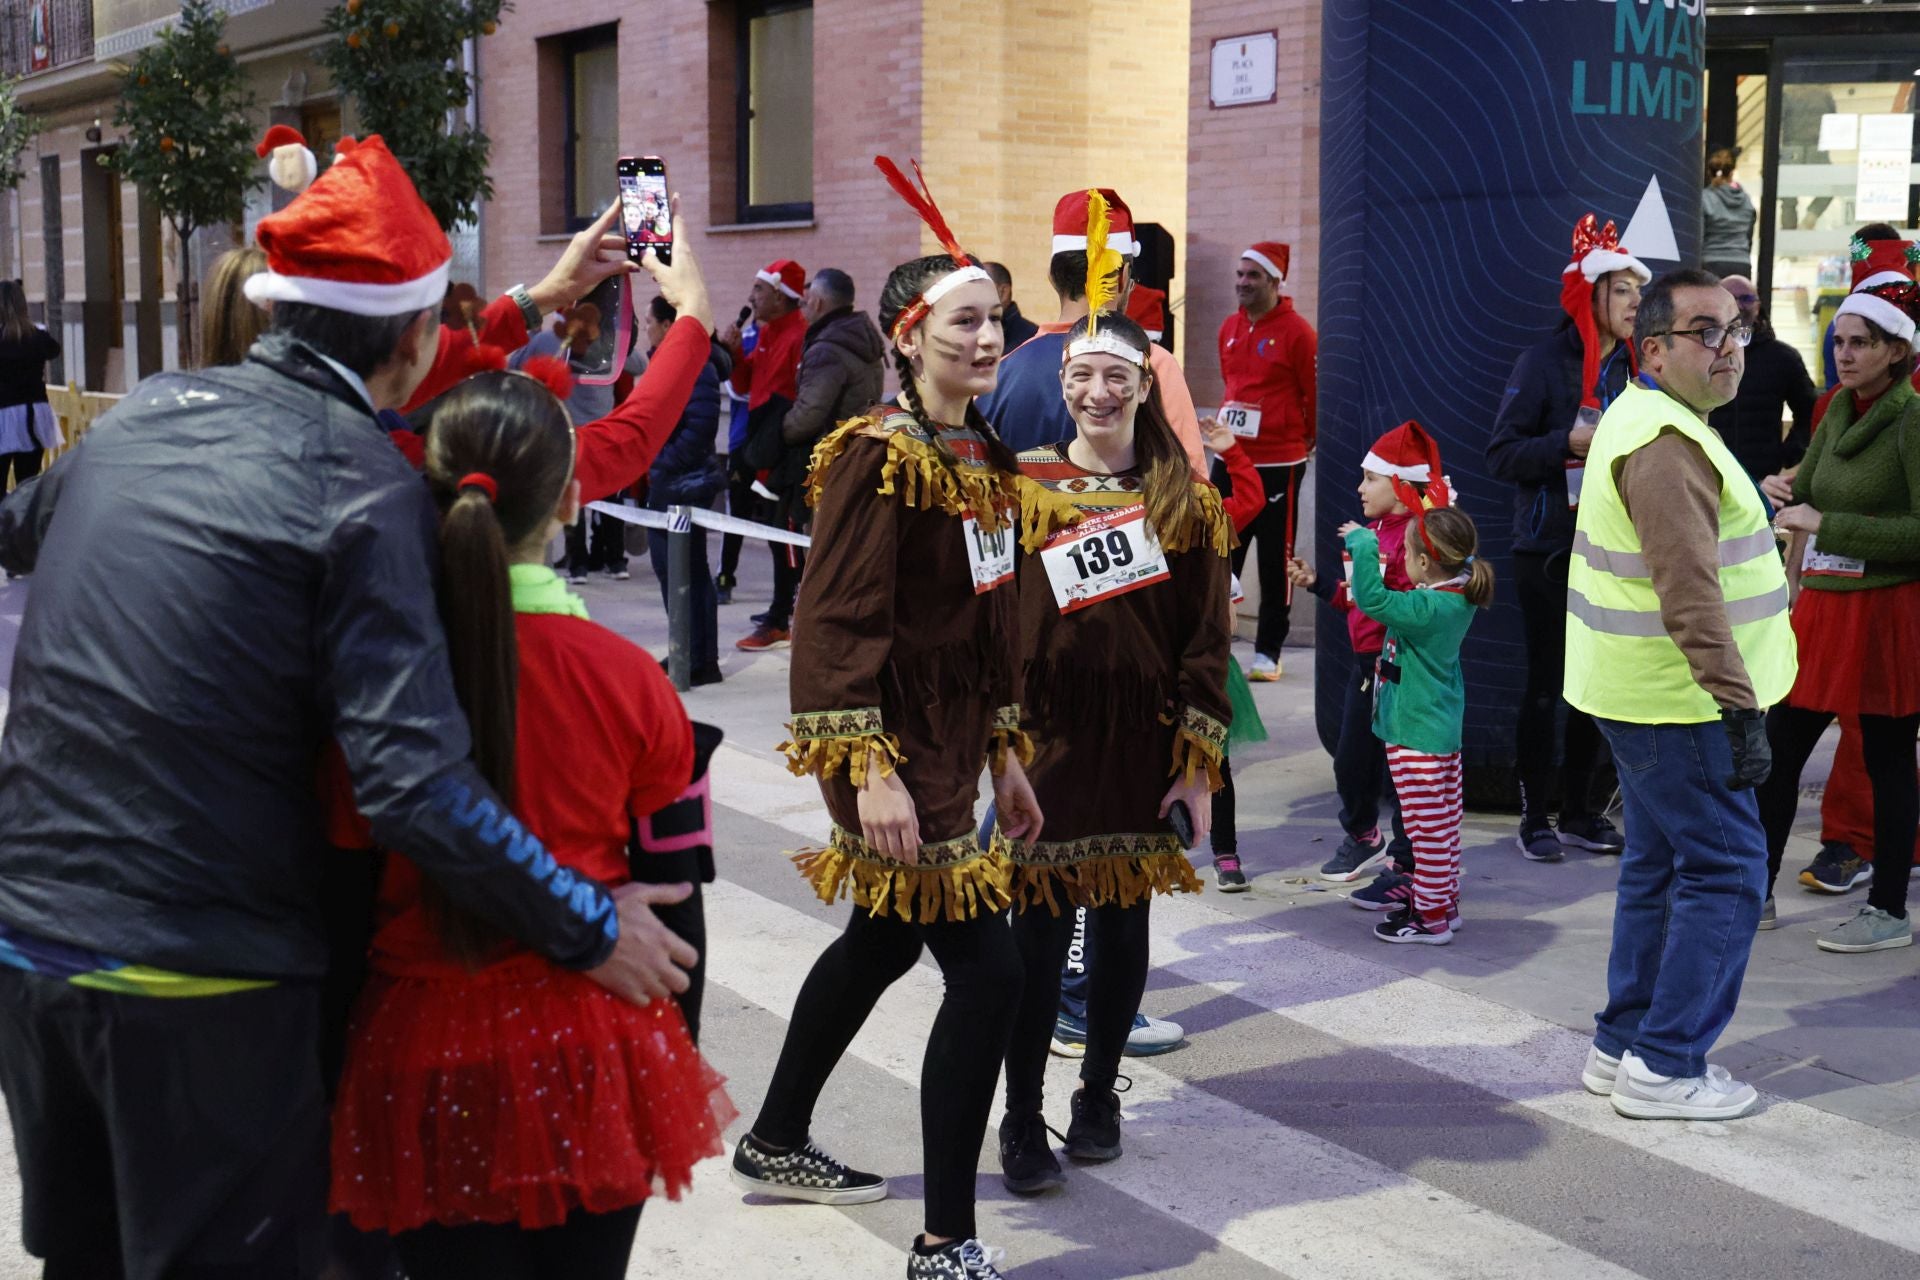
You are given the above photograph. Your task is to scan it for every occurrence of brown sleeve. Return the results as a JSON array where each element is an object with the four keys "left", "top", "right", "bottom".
[
  {"left": 1617, "top": 431, "right": 1757, "bottom": 709},
  {"left": 1171, "top": 541, "right": 1235, "bottom": 789}
]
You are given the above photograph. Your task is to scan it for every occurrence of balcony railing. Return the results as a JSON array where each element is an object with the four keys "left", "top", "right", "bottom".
[{"left": 0, "top": 0, "right": 96, "bottom": 80}]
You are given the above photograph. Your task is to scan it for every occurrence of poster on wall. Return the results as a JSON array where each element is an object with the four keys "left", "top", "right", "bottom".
[
  {"left": 1856, "top": 114, "right": 1915, "bottom": 221},
  {"left": 30, "top": 0, "right": 52, "bottom": 71}
]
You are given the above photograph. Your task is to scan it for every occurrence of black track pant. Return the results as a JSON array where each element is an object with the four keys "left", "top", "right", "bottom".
[
  {"left": 752, "top": 905, "right": 1021, "bottom": 1240},
  {"left": 395, "top": 1204, "right": 643, "bottom": 1280},
  {"left": 1229, "top": 462, "right": 1305, "bottom": 660},
  {"left": 1513, "top": 550, "right": 1603, "bottom": 821},
  {"left": 1004, "top": 900, "right": 1151, "bottom": 1116}
]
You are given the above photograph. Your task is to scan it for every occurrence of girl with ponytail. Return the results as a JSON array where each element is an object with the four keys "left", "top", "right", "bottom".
[
  {"left": 329, "top": 361, "right": 734, "bottom": 1278},
  {"left": 995, "top": 308, "right": 1236, "bottom": 1193}
]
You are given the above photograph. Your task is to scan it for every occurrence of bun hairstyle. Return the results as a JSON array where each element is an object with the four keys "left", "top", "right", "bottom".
[
  {"left": 877, "top": 253, "right": 1020, "bottom": 475},
  {"left": 1417, "top": 506, "right": 1494, "bottom": 608},
  {"left": 417, "top": 369, "right": 577, "bottom": 964},
  {"left": 1060, "top": 310, "right": 1205, "bottom": 545}
]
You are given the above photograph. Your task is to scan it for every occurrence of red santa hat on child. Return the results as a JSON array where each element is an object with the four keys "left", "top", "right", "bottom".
[
  {"left": 755, "top": 259, "right": 806, "bottom": 300},
  {"left": 1366, "top": 420, "right": 1455, "bottom": 556},
  {"left": 245, "top": 135, "right": 451, "bottom": 316},
  {"left": 1837, "top": 235, "right": 1920, "bottom": 344},
  {"left": 1561, "top": 214, "right": 1651, "bottom": 410},
  {"left": 255, "top": 124, "right": 317, "bottom": 194},
  {"left": 1241, "top": 241, "right": 1290, "bottom": 283},
  {"left": 1054, "top": 189, "right": 1138, "bottom": 258}
]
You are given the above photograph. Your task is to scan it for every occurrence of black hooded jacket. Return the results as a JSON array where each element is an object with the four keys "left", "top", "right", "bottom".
[{"left": 0, "top": 336, "right": 619, "bottom": 979}]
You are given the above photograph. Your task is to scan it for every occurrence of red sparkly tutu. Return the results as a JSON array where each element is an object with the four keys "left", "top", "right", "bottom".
[
  {"left": 1787, "top": 580, "right": 1920, "bottom": 717},
  {"left": 329, "top": 956, "right": 735, "bottom": 1233}
]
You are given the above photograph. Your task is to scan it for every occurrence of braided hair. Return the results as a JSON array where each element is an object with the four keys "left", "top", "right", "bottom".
[{"left": 877, "top": 254, "right": 1021, "bottom": 476}]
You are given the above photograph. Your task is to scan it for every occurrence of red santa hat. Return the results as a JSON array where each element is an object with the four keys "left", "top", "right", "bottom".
[
  {"left": 1561, "top": 214, "right": 1648, "bottom": 409},
  {"left": 1365, "top": 421, "right": 1454, "bottom": 557},
  {"left": 245, "top": 135, "right": 451, "bottom": 316},
  {"left": 1240, "top": 241, "right": 1290, "bottom": 282},
  {"left": 1126, "top": 283, "right": 1167, "bottom": 341},
  {"left": 1053, "top": 188, "right": 1138, "bottom": 258},
  {"left": 255, "top": 124, "right": 317, "bottom": 194},
  {"left": 755, "top": 259, "right": 806, "bottom": 300},
  {"left": 1837, "top": 235, "right": 1920, "bottom": 345}
]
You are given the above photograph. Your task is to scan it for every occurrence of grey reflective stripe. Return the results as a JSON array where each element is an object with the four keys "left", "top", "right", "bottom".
[
  {"left": 1573, "top": 526, "right": 1781, "bottom": 579},
  {"left": 1568, "top": 584, "right": 1789, "bottom": 637}
]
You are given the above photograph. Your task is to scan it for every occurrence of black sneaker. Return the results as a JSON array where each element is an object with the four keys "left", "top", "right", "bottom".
[
  {"left": 714, "top": 572, "right": 735, "bottom": 605},
  {"left": 1320, "top": 831, "right": 1387, "bottom": 882},
  {"left": 907, "top": 1238, "right": 1006, "bottom": 1279},
  {"left": 750, "top": 610, "right": 772, "bottom": 626},
  {"left": 730, "top": 1134, "right": 887, "bottom": 1205},
  {"left": 1212, "top": 852, "right": 1250, "bottom": 892},
  {"left": 997, "top": 1110, "right": 1064, "bottom": 1195},
  {"left": 1558, "top": 813, "right": 1625, "bottom": 854},
  {"left": 1064, "top": 1082, "right": 1125, "bottom": 1162},
  {"left": 1799, "top": 841, "right": 1872, "bottom": 895},
  {"left": 1373, "top": 905, "right": 1453, "bottom": 945},
  {"left": 1349, "top": 865, "right": 1414, "bottom": 912},
  {"left": 1516, "top": 820, "right": 1564, "bottom": 863}
]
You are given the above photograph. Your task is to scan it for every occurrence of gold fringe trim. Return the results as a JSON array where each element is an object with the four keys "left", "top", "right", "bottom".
[
  {"left": 1010, "top": 849, "right": 1204, "bottom": 914},
  {"left": 1008, "top": 473, "right": 1086, "bottom": 552},
  {"left": 791, "top": 826, "right": 1013, "bottom": 923},
  {"left": 989, "top": 725, "right": 1037, "bottom": 776},
  {"left": 777, "top": 732, "right": 905, "bottom": 787},
  {"left": 1171, "top": 726, "right": 1227, "bottom": 791},
  {"left": 1160, "top": 481, "right": 1237, "bottom": 557}
]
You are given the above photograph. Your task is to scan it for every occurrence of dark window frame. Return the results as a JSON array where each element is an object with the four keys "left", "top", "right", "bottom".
[
  {"left": 561, "top": 24, "right": 620, "bottom": 233},
  {"left": 734, "top": 0, "right": 814, "bottom": 224}
]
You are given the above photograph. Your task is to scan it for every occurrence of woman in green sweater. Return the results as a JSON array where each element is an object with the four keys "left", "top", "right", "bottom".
[
  {"left": 1341, "top": 502, "right": 1494, "bottom": 944},
  {"left": 1762, "top": 258, "right": 1920, "bottom": 954}
]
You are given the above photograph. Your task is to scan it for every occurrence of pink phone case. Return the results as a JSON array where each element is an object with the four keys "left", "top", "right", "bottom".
[{"left": 575, "top": 276, "right": 633, "bottom": 386}]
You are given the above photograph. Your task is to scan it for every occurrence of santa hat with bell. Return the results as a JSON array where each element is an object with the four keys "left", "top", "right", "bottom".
[{"left": 1561, "top": 214, "right": 1651, "bottom": 409}]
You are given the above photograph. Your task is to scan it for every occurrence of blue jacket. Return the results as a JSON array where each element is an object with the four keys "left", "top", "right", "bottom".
[
  {"left": 647, "top": 338, "right": 730, "bottom": 509},
  {"left": 1486, "top": 325, "right": 1631, "bottom": 555},
  {"left": 977, "top": 330, "right": 1074, "bottom": 454}
]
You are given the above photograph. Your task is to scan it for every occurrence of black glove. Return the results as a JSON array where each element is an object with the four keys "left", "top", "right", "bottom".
[{"left": 1720, "top": 707, "right": 1771, "bottom": 790}]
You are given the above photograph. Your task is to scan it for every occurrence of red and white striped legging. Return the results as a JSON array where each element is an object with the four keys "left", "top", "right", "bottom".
[{"left": 1385, "top": 745, "right": 1463, "bottom": 925}]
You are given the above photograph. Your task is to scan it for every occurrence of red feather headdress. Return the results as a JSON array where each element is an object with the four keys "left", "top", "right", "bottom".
[{"left": 874, "top": 156, "right": 994, "bottom": 343}]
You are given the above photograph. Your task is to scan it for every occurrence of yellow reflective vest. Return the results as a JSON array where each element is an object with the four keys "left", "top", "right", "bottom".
[{"left": 1564, "top": 380, "right": 1797, "bottom": 725}]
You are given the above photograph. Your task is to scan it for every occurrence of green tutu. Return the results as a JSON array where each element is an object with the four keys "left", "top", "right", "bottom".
[{"left": 1225, "top": 655, "right": 1268, "bottom": 749}]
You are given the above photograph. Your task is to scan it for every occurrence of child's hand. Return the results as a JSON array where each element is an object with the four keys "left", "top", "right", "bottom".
[
  {"left": 1285, "top": 557, "right": 1316, "bottom": 588},
  {"left": 1336, "top": 520, "right": 1363, "bottom": 539},
  {"left": 1203, "top": 421, "right": 1237, "bottom": 455}
]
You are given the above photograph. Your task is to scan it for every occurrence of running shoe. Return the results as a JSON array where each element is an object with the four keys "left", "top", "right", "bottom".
[
  {"left": 1212, "top": 852, "right": 1250, "bottom": 892},
  {"left": 1757, "top": 896, "right": 1777, "bottom": 931},
  {"left": 1064, "top": 1083, "right": 1125, "bottom": 1161},
  {"left": 1799, "top": 842, "right": 1872, "bottom": 895},
  {"left": 1320, "top": 830, "right": 1387, "bottom": 882},
  {"left": 1247, "top": 654, "right": 1282, "bottom": 681},
  {"left": 1581, "top": 1044, "right": 1621, "bottom": 1095},
  {"left": 997, "top": 1111, "right": 1064, "bottom": 1195},
  {"left": 1516, "top": 820, "right": 1565, "bottom": 863},
  {"left": 1124, "top": 1013, "right": 1184, "bottom": 1056},
  {"left": 908, "top": 1238, "right": 1007, "bottom": 1279},
  {"left": 714, "top": 572, "right": 735, "bottom": 605},
  {"left": 1349, "top": 865, "right": 1413, "bottom": 911},
  {"left": 565, "top": 568, "right": 589, "bottom": 585},
  {"left": 1048, "top": 1012, "right": 1087, "bottom": 1058},
  {"left": 1815, "top": 906, "right": 1914, "bottom": 954},
  {"left": 602, "top": 565, "right": 632, "bottom": 581},
  {"left": 1609, "top": 1053, "right": 1757, "bottom": 1120},
  {"left": 1558, "top": 813, "right": 1625, "bottom": 854},
  {"left": 1373, "top": 906, "right": 1453, "bottom": 945},
  {"left": 735, "top": 625, "right": 791, "bottom": 651},
  {"left": 730, "top": 1134, "right": 887, "bottom": 1204}
]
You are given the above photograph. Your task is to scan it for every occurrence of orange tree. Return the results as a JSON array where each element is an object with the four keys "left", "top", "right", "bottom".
[
  {"left": 107, "top": 0, "right": 259, "bottom": 369},
  {"left": 320, "top": 0, "right": 509, "bottom": 231}
]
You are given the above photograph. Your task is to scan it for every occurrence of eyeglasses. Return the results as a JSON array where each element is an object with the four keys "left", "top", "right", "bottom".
[
  {"left": 1731, "top": 293, "right": 1759, "bottom": 308},
  {"left": 1651, "top": 322, "right": 1753, "bottom": 351}
]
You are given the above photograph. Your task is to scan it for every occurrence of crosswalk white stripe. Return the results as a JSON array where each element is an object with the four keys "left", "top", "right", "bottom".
[
  {"left": 700, "top": 877, "right": 1654, "bottom": 1280},
  {"left": 709, "top": 743, "right": 1920, "bottom": 1261}
]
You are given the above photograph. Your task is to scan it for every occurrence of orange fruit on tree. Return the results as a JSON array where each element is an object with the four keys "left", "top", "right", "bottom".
[
  {"left": 481, "top": 21, "right": 497, "bottom": 35},
  {"left": 159, "top": 136, "right": 175, "bottom": 152},
  {"left": 384, "top": 21, "right": 399, "bottom": 38},
  {"left": 346, "top": 31, "right": 361, "bottom": 49}
]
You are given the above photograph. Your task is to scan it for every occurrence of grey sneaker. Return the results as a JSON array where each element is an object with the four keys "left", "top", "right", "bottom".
[
  {"left": 1815, "top": 906, "right": 1914, "bottom": 954},
  {"left": 1557, "top": 813, "right": 1625, "bottom": 854},
  {"left": 1581, "top": 1044, "right": 1621, "bottom": 1095},
  {"left": 1609, "top": 1052, "right": 1758, "bottom": 1120},
  {"left": 1757, "top": 896, "right": 1777, "bottom": 931},
  {"left": 1516, "top": 821, "right": 1564, "bottom": 863},
  {"left": 1320, "top": 831, "right": 1387, "bottom": 882}
]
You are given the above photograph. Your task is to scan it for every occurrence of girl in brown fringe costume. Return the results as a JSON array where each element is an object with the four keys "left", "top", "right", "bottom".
[
  {"left": 997, "top": 309, "right": 1233, "bottom": 1195},
  {"left": 734, "top": 183, "right": 1074, "bottom": 1276}
]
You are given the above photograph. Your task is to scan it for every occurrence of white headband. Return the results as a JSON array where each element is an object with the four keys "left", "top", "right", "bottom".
[
  {"left": 1064, "top": 329, "right": 1149, "bottom": 367},
  {"left": 923, "top": 264, "right": 993, "bottom": 307}
]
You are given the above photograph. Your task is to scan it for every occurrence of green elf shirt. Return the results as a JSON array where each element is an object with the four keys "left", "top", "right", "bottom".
[{"left": 1343, "top": 525, "right": 1477, "bottom": 756}]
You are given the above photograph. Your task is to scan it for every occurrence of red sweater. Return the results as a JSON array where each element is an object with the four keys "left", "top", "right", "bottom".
[
  {"left": 731, "top": 307, "right": 806, "bottom": 411},
  {"left": 1217, "top": 298, "right": 1317, "bottom": 466},
  {"left": 368, "top": 612, "right": 693, "bottom": 978}
]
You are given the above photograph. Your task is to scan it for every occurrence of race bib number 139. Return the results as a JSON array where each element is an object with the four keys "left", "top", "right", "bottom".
[{"left": 1041, "top": 505, "right": 1170, "bottom": 613}]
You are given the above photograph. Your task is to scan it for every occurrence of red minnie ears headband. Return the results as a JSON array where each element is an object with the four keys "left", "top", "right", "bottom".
[
  {"left": 452, "top": 356, "right": 578, "bottom": 506},
  {"left": 874, "top": 156, "right": 993, "bottom": 342}
]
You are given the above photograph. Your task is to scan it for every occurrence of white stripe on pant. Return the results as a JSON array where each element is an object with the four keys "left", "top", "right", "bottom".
[{"left": 1385, "top": 745, "right": 1463, "bottom": 924}]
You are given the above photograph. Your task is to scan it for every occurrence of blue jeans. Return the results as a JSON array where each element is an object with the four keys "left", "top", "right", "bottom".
[{"left": 1593, "top": 716, "right": 1766, "bottom": 1079}]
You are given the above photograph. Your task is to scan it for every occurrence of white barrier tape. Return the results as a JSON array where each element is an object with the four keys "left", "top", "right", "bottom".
[{"left": 587, "top": 501, "right": 813, "bottom": 548}]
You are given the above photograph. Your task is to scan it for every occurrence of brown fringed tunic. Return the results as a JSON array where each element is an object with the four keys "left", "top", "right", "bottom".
[
  {"left": 1009, "top": 443, "right": 1235, "bottom": 912},
  {"left": 780, "top": 410, "right": 1078, "bottom": 922}
]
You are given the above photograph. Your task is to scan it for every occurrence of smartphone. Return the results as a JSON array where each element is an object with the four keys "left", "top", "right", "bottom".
[
  {"left": 617, "top": 155, "right": 672, "bottom": 266},
  {"left": 1168, "top": 800, "right": 1195, "bottom": 850},
  {"left": 571, "top": 272, "right": 634, "bottom": 386}
]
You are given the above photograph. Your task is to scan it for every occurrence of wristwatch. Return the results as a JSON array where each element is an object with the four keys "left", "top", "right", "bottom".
[{"left": 505, "top": 283, "right": 542, "bottom": 331}]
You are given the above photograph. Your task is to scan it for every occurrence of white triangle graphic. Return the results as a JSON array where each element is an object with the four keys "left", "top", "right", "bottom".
[{"left": 1620, "top": 174, "right": 1681, "bottom": 263}]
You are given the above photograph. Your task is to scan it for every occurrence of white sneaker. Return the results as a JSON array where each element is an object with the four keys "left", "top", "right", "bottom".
[
  {"left": 1581, "top": 1044, "right": 1621, "bottom": 1095},
  {"left": 1247, "top": 654, "right": 1281, "bottom": 681},
  {"left": 1124, "top": 1013, "right": 1184, "bottom": 1056},
  {"left": 1609, "top": 1051, "right": 1757, "bottom": 1120}
]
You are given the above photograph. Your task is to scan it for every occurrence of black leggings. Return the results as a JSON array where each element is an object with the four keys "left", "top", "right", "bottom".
[
  {"left": 395, "top": 1203, "right": 642, "bottom": 1280},
  {"left": 1759, "top": 705, "right": 1920, "bottom": 916},
  {"left": 1004, "top": 900, "right": 1150, "bottom": 1116},
  {"left": 752, "top": 904, "right": 1021, "bottom": 1240},
  {"left": 1229, "top": 463, "right": 1304, "bottom": 659},
  {"left": 1513, "top": 550, "right": 1604, "bottom": 821},
  {"left": 1214, "top": 757, "right": 1237, "bottom": 855}
]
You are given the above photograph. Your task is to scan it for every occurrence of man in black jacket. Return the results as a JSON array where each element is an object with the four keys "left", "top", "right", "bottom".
[
  {"left": 1708, "top": 275, "right": 1815, "bottom": 483},
  {"left": 0, "top": 137, "right": 692, "bottom": 1280}
]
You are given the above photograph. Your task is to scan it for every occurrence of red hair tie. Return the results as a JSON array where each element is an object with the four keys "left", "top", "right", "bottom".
[{"left": 457, "top": 472, "right": 499, "bottom": 504}]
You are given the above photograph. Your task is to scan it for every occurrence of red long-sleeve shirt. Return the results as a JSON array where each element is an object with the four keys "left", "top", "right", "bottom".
[
  {"left": 730, "top": 307, "right": 805, "bottom": 411},
  {"left": 1217, "top": 298, "right": 1317, "bottom": 466}
]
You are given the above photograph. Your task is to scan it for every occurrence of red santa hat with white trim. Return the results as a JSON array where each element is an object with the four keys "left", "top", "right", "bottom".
[
  {"left": 1837, "top": 235, "right": 1920, "bottom": 344},
  {"left": 755, "top": 259, "right": 806, "bottom": 300},
  {"left": 1560, "top": 214, "right": 1650, "bottom": 410},
  {"left": 256, "top": 124, "right": 316, "bottom": 194},
  {"left": 1053, "top": 189, "right": 1138, "bottom": 258},
  {"left": 1241, "top": 241, "right": 1290, "bottom": 283},
  {"left": 1362, "top": 420, "right": 1451, "bottom": 510},
  {"left": 245, "top": 135, "right": 451, "bottom": 317}
]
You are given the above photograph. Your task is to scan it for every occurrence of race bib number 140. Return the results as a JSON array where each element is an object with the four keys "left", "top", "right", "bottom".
[
  {"left": 1041, "top": 505, "right": 1170, "bottom": 613},
  {"left": 962, "top": 509, "right": 1015, "bottom": 594}
]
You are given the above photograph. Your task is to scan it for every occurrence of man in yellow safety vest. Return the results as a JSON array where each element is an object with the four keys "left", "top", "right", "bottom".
[{"left": 1563, "top": 268, "right": 1797, "bottom": 1122}]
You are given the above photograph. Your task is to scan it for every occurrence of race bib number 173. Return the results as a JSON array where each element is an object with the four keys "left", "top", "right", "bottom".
[{"left": 1041, "top": 505, "right": 1171, "bottom": 613}]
